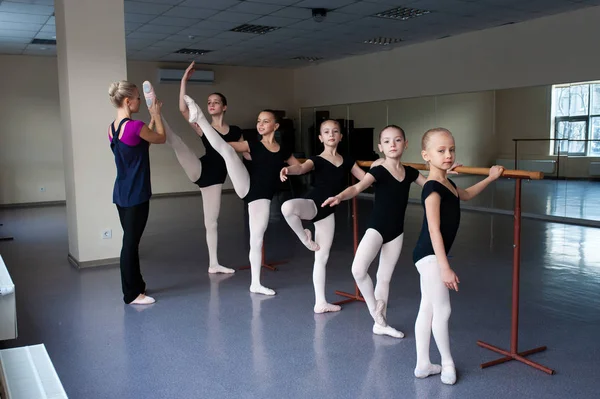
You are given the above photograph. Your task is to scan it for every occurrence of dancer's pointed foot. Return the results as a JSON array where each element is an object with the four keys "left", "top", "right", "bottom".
[
  {"left": 314, "top": 302, "right": 341, "bottom": 313},
  {"left": 183, "top": 94, "right": 205, "bottom": 124},
  {"left": 208, "top": 264, "right": 235, "bottom": 274},
  {"left": 130, "top": 293, "right": 155, "bottom": 305},
  {"left": 303, "top": 229, "right": 320, "bottom": 251},
  {"left": 372, "top": 323, "right": 404, "bottom": 338},
  {"left": 250, "top": 284, "right": 276, "bottom": 296},
  {"left": 414, "top": 364, "right": 442, "bottom": 379},
  {"left": 142, "top": 81, "right": 156, "bottom": 108}
]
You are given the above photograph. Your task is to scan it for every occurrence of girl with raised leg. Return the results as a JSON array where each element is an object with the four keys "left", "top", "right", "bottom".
[
  {"left": 184, "top": 95, "right": 301, "bottom": 296},
  {"left": 413, "top": 128, "right": 503, "bottom": 385},
  {"left": 142, "top": 62, "right": 241, "bottom": 274},
  {"left": 279, "top": 120, "right": 365, "bottom": 313},
  {"left": 323, "top": 125, "right": 424, "bottom": 337}
]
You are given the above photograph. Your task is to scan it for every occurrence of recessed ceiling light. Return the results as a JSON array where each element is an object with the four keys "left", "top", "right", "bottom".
[
  {"left": 363, "top": 37, "right": 403, "bottom": 46},
  {"left": 174, "top": 48, "right": 211, "bottom": 55},
  {"left": 292, "top": 56, "right": 323, "bottom": 62},
  {"left": 230, "top": 24, "right": 280, "bottom": 35},
  {"left": 374, "top": 6, "right": 431, "bottom": 20}
]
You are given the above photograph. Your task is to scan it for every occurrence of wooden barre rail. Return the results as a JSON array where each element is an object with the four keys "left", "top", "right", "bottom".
[
  {"left": 356, "top": 161, "right": 544, "bottom": 180},
  {"left": 296, "top": 159, "right": 543, "bottom": 180}
]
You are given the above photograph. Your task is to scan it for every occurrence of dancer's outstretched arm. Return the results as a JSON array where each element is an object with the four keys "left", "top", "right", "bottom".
[
  {"left": 179, "top": 62, "right": 195, "bottom": 123},
  {"left": 280, "top": 157, "right": 307, "bottom": 180},
  {"left": 457, "top": 165, "right": 503, "bottom": 201},
  {"left": 322, "top": 173, "right": 376, "bottom": 207},
  {"left": 350, "top": 162, "right": 367, "bottom": 181}
]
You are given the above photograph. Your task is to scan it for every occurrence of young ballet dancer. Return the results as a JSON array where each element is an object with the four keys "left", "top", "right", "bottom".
[
  {"left": 413, "top": 127, "right": 503, "bottom": 385},
  {"left": 279, "top": 119, "right": 366, "bottom": 313},
  {"left": 141, "top": 62, "right": 241, "bottom": 274},
  {"left": 322, "top": 125, "right": 426, "bottom": 337},
  {"left": 108, "top": 80, "right": 166, "bottom": 305},
  {"left": 183, "top": 95, "right": 301, "bottom": 296}
]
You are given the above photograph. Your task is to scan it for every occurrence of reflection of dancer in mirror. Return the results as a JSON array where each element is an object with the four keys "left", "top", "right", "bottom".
[
  {"left": 142, "top": 62, "right": 242, "bottom": 274},
  {"left": 184, "top": 94, "right": 301, "bottom": 296},
  {"left": 108, "top": 80, "right": 166, "bottom": 305},
  {"left": 279, "top": 120, "right": 365, "bottom": 313},
  {"left": 323, "top": 125, "right": 423, "bottom": 337},
  {"left": 413, "top": 128, "right": 503, "bottom": 385}
]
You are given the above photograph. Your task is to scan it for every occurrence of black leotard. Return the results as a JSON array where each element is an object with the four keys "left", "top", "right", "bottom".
[
  {"left": 194, "top": 125, "right": 243, "bottom": 188},
  {"left": 367, "top": 165, "right": 419, "bottom": 243},
  {"left": 304, "top": 155, "right": 355, "bottom": 222},
  {"left": 412, "top": 179, "right": 461, "bottom": 263},
  {"left": 243, "top": 140, "right": 291, "bottom": 203}
]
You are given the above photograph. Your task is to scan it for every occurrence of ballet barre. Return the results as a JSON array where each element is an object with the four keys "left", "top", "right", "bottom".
[{"left": 335, "top": 160, "right": 554, "bottom": 375}]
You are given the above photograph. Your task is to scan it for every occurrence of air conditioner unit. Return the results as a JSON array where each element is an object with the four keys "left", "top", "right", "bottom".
[{"left": 157, "top": 68, "right": 214, "bottom": 84}]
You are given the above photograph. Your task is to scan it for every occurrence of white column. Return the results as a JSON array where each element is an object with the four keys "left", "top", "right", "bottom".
[{"left": 55, "top": 0, "right": 127, "bottom": 266}]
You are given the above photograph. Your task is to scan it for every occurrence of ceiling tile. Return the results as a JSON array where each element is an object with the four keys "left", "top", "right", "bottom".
[
  {"left": 34, "top": 31, "right": 55, "bottom": 40},
  {"left": 136, "top": 24, "right": 184, "bottom": 34},
  {"left": 0, "top": 2, "right": 53, "bottom": 15},
  {"left": 336, "top": 2, "right": 394, "bottom": 15},
  {"left": 243, "top": 0, "right": 298, "bottom": 4},
  {"left": 127, "top": 31, "right": 170, "bottom": 41},
  {"left": 288, "top": 19, "right": 330, "bottom": 31},
  {"left": 152, "top": 16, "right": 199, "bottom": 27},
  {"left": 210, "top": 11, "right": 259, "bottom": 24},
  {"left": 179, "top": 0, "right": 243, "bottom": 10},
  {"left": 162, "top": 6, "right": 219, "bottom": 19},
  {"left": 39, "top": 24, "right": 55, "bottom": 33},
  {"left": 125, "top": 13, "right": 157, "bottom": 23},
  {"left": 251, "top": 15, "right": 299, "bottom": 27},
  {"left": 124, "top": 0, "right": 182, "bottom": 4},
  {"left": 270, "top": 6, "right": 311, "bottom": 20},
  {"left": 0, "top": 21, "right": 42, "bottom": 31},
  {"left": 188, "top": 19, "right": 240, "bottom": 31},
  {"left": 0, "top": 29, "right": 36, "bottom": 38},
  {"left": 229, "top": 1, "right": 284, "bottom": 15},
  {"left": 0, "top": 36, "right": 32, "bottom": 43},
  {"left": 123, "top": 1, "right": 172, "bottom": 15},
  {"left": 294, "top": 0, "right": 357, "bottom": 8},
  {"left": 0, "top": 12, "right": 49, "bottom": 24},
  {"left": 6, "top": 0, "right": 54, "bottom": 5}
]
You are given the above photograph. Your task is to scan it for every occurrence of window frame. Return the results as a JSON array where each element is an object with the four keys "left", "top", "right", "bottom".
[{"left": 551, "top": 81, "right": 600, "bottom": 157}]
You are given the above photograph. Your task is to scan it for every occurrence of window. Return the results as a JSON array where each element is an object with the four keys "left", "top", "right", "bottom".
[{"left": 551, "top": 82, "right": 600, "bottom": 156}]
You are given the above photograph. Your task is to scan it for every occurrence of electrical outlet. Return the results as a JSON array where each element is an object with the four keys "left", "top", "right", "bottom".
[
  {"left": 40, "top": 186, "right": 46, "bottom": 192},
  {"left": 101, "top": 229, "right": 112, "bottom": 239}
]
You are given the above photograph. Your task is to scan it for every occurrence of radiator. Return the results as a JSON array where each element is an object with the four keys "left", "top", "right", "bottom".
[
  {"left": 0, "top": 254, "right": 16, "bottom": 341},
  {"left": 589, "top": 162, "right": 600, "bottom": 176},
  {"left": 496, "top": 159, "right": 556, "bottom": 174},
  {"left": 0, "top": 344, "right": 67, "bottom": 399}
]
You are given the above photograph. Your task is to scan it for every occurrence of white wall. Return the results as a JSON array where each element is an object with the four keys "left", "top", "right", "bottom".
[
  {"left": 293, "top": 6, "right": 600, "bottom": 107},
  {"left": 0, "top": 56, "right": 294, "bottom": 205}
]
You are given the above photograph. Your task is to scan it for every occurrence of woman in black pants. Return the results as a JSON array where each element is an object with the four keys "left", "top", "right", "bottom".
[{"left": 108, "top": 80, "right": 166, "bottom": 305}]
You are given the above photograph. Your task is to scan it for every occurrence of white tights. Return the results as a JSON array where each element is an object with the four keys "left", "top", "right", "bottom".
[
  {"left": 414, "top": 255, "right": 456, "bottom": 385},
  {"left": 280, "top": 199, "right": 339, "bottom": 312},
  {"left": 161, "top": 117, "right": 234, "bottom": 274},
  {"left": 352, "top": 229, "right": 404, "bottom": 338},
  {"left": 185, "top": 95, "right": 274, "bottom": 295}
]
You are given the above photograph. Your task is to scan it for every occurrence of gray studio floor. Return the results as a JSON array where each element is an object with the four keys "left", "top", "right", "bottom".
[{"left": 0, "top": 189, "right": 599, "bottom": 398}]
